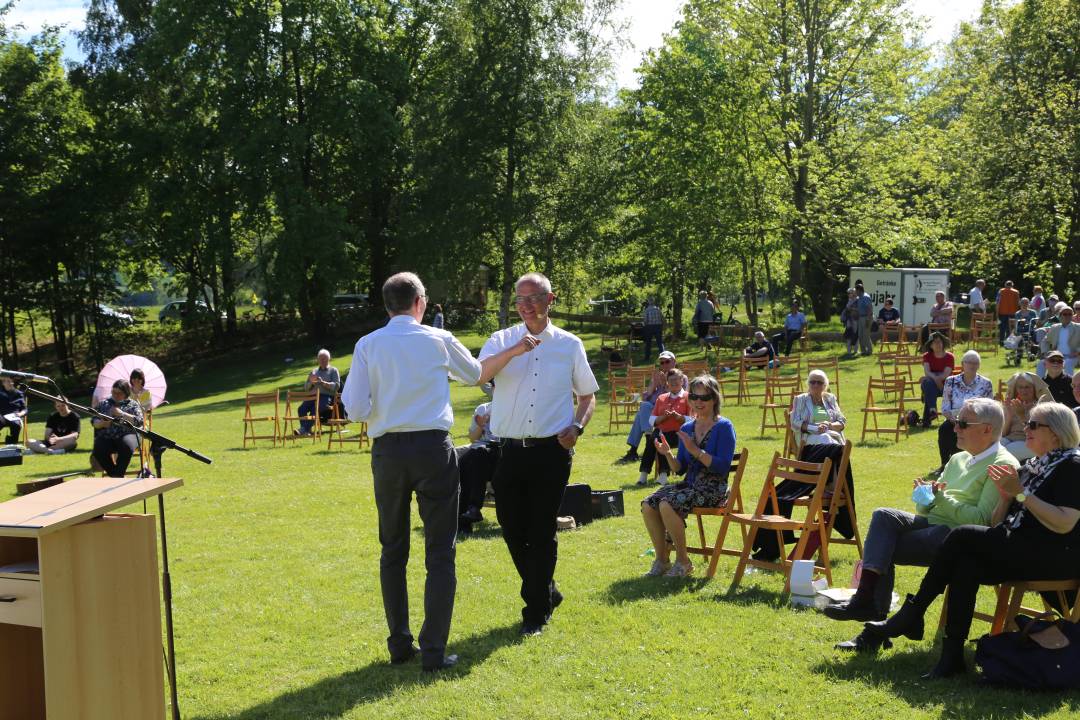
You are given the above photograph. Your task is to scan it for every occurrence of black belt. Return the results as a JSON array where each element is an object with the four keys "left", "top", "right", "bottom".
[{"left": 500, "top": 435, "right": 561, "bottom": 449}]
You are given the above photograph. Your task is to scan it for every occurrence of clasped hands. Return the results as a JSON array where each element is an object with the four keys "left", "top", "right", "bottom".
[{"left": 655, "top": 430, "right": 700, "bottom": 460}]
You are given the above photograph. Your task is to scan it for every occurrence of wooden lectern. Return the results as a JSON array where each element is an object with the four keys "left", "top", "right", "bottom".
[{"left": 0, "top": 476, "right": 183, "bottom": 720}]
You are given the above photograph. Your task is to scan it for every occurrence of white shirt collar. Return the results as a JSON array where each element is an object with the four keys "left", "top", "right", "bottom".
[
  {"left": 966, "top": 442, "right": 1001, "bottom": 467},
  {"left": 388, "top": 314, "right": 419, "bottom": 326}
]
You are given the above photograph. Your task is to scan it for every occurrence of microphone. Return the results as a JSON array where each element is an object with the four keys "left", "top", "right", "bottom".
[{"left": 0, "top": 368, "right": 51, "bottom": 385}]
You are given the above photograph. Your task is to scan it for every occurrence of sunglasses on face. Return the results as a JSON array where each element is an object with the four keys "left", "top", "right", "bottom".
[
  {"left": 955, "top": 419, "right": 986, "bottom": 429},
  {"left": 688, "top": 392, "right": 712, "bottom": 402},
  {"left": 1025, "top": 420, "right": 1051, "bottom": 431},
  {"left": 659, "top": 359, "right": 674, "bottom": 365},
  {"left": 1048, "top": 358, "right": 1064, "bottom": 364},
  {"left": 808, "top": 380, "right": 825, "bottom": 386}
]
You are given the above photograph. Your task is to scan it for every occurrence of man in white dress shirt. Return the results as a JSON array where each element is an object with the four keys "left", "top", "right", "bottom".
[
  {"left": 478, "top": 272, "right": 599, "bottom": 636},
  {"left": 342, "top": 272, "right": 534, "bottom": 672},
  {"left": 968, "top": 279, "right": 986, "bottom": 314}
]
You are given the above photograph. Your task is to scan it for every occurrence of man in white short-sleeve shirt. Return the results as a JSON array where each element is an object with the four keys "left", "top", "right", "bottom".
[{"left": 478, "top": 272, "right": 599, "bottom": 636}]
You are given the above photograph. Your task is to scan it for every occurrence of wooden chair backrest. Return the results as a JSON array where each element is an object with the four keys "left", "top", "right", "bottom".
[
  {"left": 865, "top": 377, "right": 906, "bottom": 406},
  {"left": 724, "top": 448, "right": 750, "bottom": 514},
  {"left": 809, "top": 357, "right": 840, "bottom": 398},
  {"left": 753, "top": 452, "right": 833, "bottom": 518},
  {"left": 680, "top": 360, "right": 710, "bottom": 377},
  {"left": 763, "top": 375, "right": 801, "bottom": 406}
]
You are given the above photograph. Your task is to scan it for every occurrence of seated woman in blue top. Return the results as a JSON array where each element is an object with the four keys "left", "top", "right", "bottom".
[{"left": 641, "top": 374, "right": 736, "bottom": 578}]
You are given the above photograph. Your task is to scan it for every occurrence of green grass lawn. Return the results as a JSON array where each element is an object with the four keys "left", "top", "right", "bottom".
[{"left": 5, "top": 332, "right": 1079, "bottom": 719}]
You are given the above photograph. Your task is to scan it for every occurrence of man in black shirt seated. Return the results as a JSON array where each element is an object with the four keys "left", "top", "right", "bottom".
[
  {"left": 27, "top": 399, "right": 81, "bottom": 454},
  {"left": 1042, "top": 351, "right": 1077, "bottom": 408},
  {"left": 743, "top": 331, "right": 776, "bottom": 367},
  {"left": 0, "top": 377, "right": 27, "bottom": 444}
]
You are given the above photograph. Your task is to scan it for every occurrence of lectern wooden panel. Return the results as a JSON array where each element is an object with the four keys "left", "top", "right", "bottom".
[{"left": 0, "top": 476, "right": 182, "bottom": 720}]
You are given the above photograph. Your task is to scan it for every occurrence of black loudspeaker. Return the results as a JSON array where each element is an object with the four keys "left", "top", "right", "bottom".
[
  {"left": 591, "top": 490, "right": 625, "bottom": 520},
  {"left": 558, "top": 483, "right": 592, "bottom": 526}
]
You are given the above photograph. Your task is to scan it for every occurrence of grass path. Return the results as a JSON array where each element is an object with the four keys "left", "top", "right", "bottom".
[{"left": 5, "top": 332, "right": 1078, "bottom": 719}]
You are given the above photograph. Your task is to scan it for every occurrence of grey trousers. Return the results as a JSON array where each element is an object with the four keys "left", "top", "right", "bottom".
[
  {"left": 371, "top": 429, "right": 459, "bottom": 665},
  {"left": 862, "top": 507, "right": 952, "bottom": 614},
  {"left": 857, "top": 316, "right": 873, "bottom": 354}
]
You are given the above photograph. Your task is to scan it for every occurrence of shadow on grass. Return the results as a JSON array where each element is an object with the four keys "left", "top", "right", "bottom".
[
  {"left": 457, "top": 524, "right": 504, "bottom": 541},
  {"left": 810, "top": 649, "right": 1080, "bottom": 717},
  {"left": 717, "top": 583, "right": 789, "bottom": 608},
  {"left": 192, "top": 624, "right": 522, "bottom": 720},
  {"left": 601, "top": 575, "right": 709, "bottom": 604}
]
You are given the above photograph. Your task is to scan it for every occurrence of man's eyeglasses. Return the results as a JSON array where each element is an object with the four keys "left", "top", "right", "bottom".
[
  {"left": 514, "top": 292, "right": 549, "bottom": 306},
  {"left": 955, "top": 419, "right": 986, "bottom": 429},
  {"left": 1025, "top": 420, "right": 1051, "bottom": 431},
  {"left": 1047, "top": 357, "right": 1064, "bottom": 364},
  {"left": 659, "top": 359, "right": 674, "bottom": 365},
  {"left": 688, "top": 392, "right": 712, "bottom": 402}
]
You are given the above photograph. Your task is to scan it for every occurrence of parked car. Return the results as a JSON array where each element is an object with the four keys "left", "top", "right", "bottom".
[
  {"left": 95, "top": 303, "right": 135, "bottom": 327},
  {"left": 333, "top": 293, "right": 368, "bottom": 310},
  {"left": 159, "top": 300, "right": 225, "bottom": 323}
]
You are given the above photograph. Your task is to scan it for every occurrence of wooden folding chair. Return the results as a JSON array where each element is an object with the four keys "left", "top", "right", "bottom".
[
  {"left": 727, "top": 452, "right": 834, "bottom": 593},
  {"left": 738, "top": 355, "right": 775, "bottom": 405},
  {"left": 878, "top": 323, "right": 904, "bottom": 354},
  {"left": 860, "top": 377, "right": 908, "bottom": 443},
  {"left": 902, "top": 325, "right": 922, "bottom": 353},
  {"left": 971, "top": 319, "right": 999, "bottom": 354},
  {"left": 325, "top": 393, "right": 369, "bottom": 449},
  {"left": 760, "top": 376, "right": 801, "bottom": 435},
  {"left": 607, "top": 375, "right": 638, "bottom": 432},
  {"left": 783, "top": 410, "right": 798, "bottom": 458},
  {"left": 772, "top": 354, "right": 803, "bottom": 382},
  {"left": 799, "top": 327, "right": 810, "bottom": 354},
  {"left": 927, "top": 322, "right": 955, "bottom": 347},
  {"left": 600, "top": 334, "right": 623, "bottom": 353},
  {"left": 242, "top": 390, "right": 280, "bottom": 448},
  {"left": 280, "top": 389, "right": 322, "bottom": 443},
  {"left": 939, "top": 579, "right": 1080, "bottom": 636},
  {"left": 607, "top": 359, "right": 629, "bottom": 377},
  {"left": 809, "top": 357, "right": 840, "bottom": 400},
  {"left": 791, "top": 440, "right": 862, "bottom": 558},
  {"left": 680, "top": 448, "right": 750, "bottom": 578},
  {"left": 715, "top": 358, "right": 743, "bottom": 406},
  {"left": 679, "top": 360, "right": 709, "bottom": 378},
  {"left": 997, "top": 378, "right": 1008, "bottom": 402}
]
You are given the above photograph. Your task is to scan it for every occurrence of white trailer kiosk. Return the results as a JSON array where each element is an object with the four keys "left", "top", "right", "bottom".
[{"left": 849, "top": 267, "right": 951, "bottom": 326}]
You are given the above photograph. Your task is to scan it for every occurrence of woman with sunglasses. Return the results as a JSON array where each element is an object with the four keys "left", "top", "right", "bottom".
[
  {"left": 1001, "top": 371, "right": 1051, "bottom": 461},
  {"left": 860, "top": 402, "right": 1080, "bottom": 679},
  {"left": 641, "top": 375, "right": 736, "bottom": 577},
  {"left": 753, "top": 370, "right": 855, "bottom": 561}
]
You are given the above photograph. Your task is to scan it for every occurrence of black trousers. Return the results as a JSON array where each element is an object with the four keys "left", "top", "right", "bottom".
[
  {"left": 938, "top": 420, "right": 959, "bottom": 468},
  {"left": 912, "top": 524, "right": 1080, "bottom": 641},
  {"left": 771, "top": 329, "right": 801, "bottom": 356},
  {"left": 639, "top": 428, "right": 679, "bottom": 474},
  {"left": 492, "top": 441, "right": 572, "bottom": 626},
  {"left": 456, "top": 442, "right": 500, "bottom": 512},
  {"left": 93, "top": 434, "right": 140, "bottom": 477},
  {"left": 371, "top": 430, "right": 459, "bottom": 665}
]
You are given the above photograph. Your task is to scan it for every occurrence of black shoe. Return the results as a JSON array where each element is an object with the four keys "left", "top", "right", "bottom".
[
  {"left": 616, "top": 449, "right": 640, "bottom": 464},
  {"left": 922, "top": 638, "right": 967, "bottom": 679},
  {"left": 520, "top": 622, "right": 544, "bottom": 637},
  {"left": 751, "top": 549, "right": 780, "bottom": 563},
  {"left": 551, "top": 584, "right": 563, "bottom": 612},
  {"left": 462, "top": 506, "right": 483, "bottom": 523},
  {"left": 422, "top": 654, "right": 459, "bottom": 673},
  {"left": 390, "top": 645, "right": 419, "bottom": 665},
  {"left": 823, "top": 596, "right": 886, "bottom": 622},
  {"left": 835, "top": 631, "right": 893, "bottom": 652},
  {"left": 865, "top": 594, "right": 925, "bottom": 641}
]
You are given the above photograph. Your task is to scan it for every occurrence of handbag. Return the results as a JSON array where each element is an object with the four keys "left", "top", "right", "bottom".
[{"left": 975, "top": 613, "right": 1080, "bottom": 690}]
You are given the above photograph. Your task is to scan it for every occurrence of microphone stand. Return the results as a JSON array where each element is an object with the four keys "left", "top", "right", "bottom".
[{"left": 19, "top": 383, "right": 210, "bottom": 720}]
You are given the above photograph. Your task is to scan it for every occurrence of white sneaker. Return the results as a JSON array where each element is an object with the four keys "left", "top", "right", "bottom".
[
  {"left": 645, "top": 559, "right": 672, "bottom": 577},
  {"left": 46, "top": 448, "right": 65, "bottom": 455},
  {"left": 636, "top": 472, "right": 649, "bottom": 486},
  {"left": 657, "top": 473, "right": 669, "bottom": 485},
  {"left": 664, "top": 561, "right": 693, "bottom": 578}
]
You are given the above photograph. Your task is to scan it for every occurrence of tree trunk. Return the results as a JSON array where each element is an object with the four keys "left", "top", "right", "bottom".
[{"left": 498, "top": 135, "right": 518, "bottom": 329}]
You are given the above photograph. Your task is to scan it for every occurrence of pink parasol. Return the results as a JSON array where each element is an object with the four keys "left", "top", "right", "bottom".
[{"left": 94, "top": 354, "right": 168, "bottom": 410}]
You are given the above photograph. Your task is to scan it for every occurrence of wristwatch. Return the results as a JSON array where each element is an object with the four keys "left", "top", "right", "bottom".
[
  {"left": 572, "top": 422, "right": 585, "bottom": 436},
  {"left": 1015, "top": 492, "right": 1027, "bottom": 504}
]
